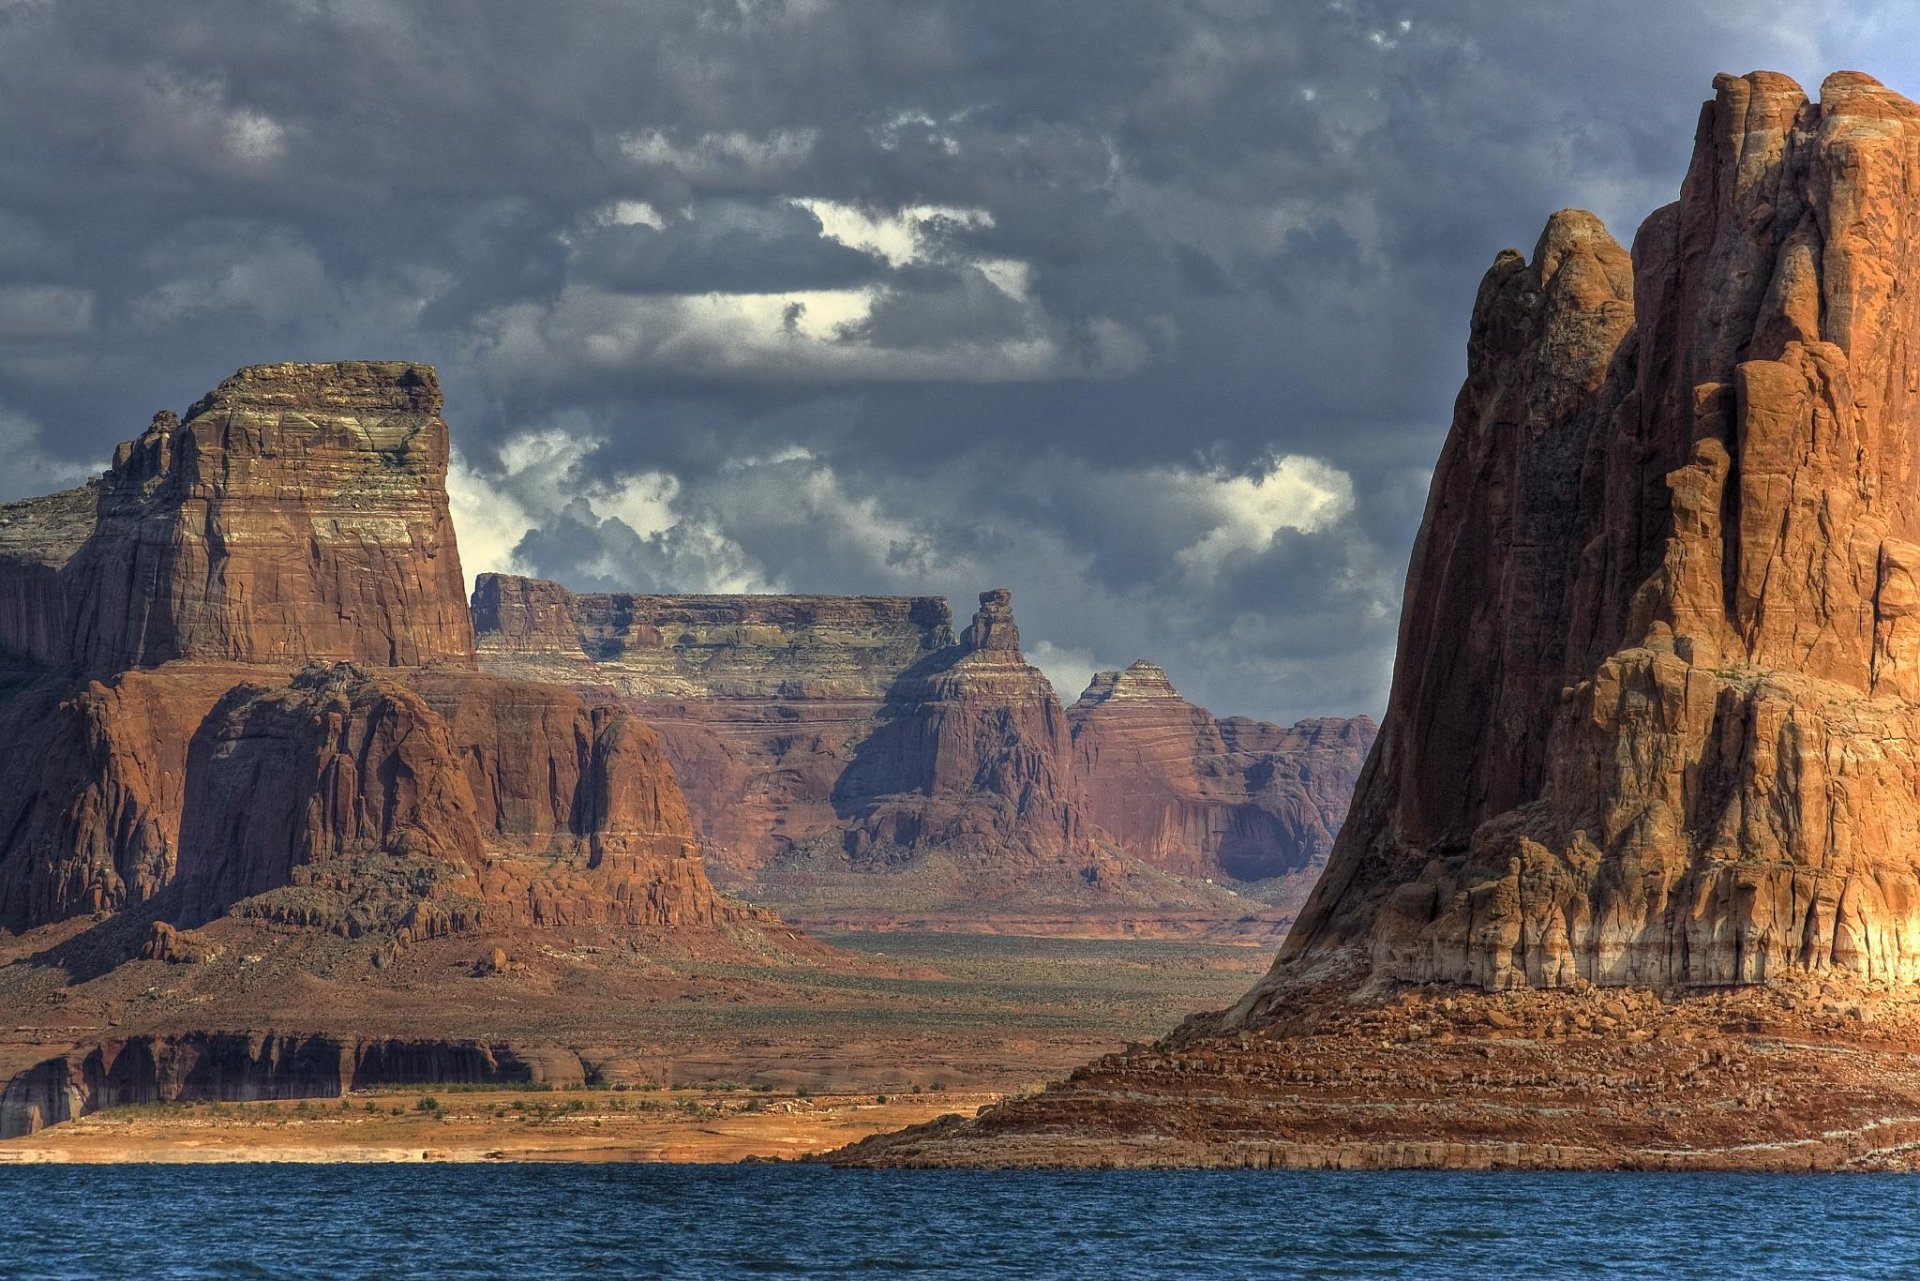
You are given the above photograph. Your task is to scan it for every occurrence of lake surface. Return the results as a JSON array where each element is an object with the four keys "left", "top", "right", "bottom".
[{"left": 2, "top": 1164, "right": 1913, "bottom": 1278}]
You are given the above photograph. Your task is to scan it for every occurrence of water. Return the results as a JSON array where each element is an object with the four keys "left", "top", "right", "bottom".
[{"left": 2, "top": 1165, "right": 1912, "bottom": 1278}]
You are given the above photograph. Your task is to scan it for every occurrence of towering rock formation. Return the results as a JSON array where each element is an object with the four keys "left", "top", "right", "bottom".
[
  {"left": 0, "top": 362, "right": 474, "bottom": 673},
  {"left": 1069, "top": 661, "right": 1375, "bottom": 883},
  {"left": 834, "top": 71, "right": 1920, "bottom": 1171},
  {"left": 1284, "top": 69, "right": 1920, "bottom": 993},
  {"left": 0, "top": 362, "right": 742, "bottom": 936},
  {"left": 836, "top": 590, "right": 1101, "bottom": 870}
]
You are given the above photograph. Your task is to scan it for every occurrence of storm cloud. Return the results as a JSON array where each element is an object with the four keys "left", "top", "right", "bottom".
[{"left": 0, "top": 0, "right": 1909, "bottom": 720}]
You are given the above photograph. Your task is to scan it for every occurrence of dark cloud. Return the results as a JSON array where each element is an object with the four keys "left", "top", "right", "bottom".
[{"left": 0, "top": 0, "right": 1910, "bottom": 720}]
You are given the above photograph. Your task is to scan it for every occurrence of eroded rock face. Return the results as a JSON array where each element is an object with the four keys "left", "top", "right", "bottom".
[
  {"left": 836, "top": 589, "right": 1101, "bottom": 870},
  {"left": 0, "top": 361, "right": 474, "bottom": 673},
  {"left": 173, "top": 663, "right": 739, "bottom": 932},
  {"left": 0, "top": 668, "right": 253, "bottom": 930},
  {"left": 475, "top": 577, "right": 1370, "bottom": 909},
  {"left": 475, "top": 576, "right": 956, "bottom": 869},
  {"left": 1069, "top": 661, "right": 1376, "bottom": 883},
  {"left": 1, "top": 1033, "right": 583, "bottom": 1137},
  {"left": 1282, "top": 70, "right": 1920, "bottom": 992},
  {"left": 0, "top": 363, "right": 740, "bottom": 937}
]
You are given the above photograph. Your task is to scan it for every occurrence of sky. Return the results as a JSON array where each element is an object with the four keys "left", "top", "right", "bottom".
[{"left": 0, "top": 0, "right": 1913, "bottom": 722}]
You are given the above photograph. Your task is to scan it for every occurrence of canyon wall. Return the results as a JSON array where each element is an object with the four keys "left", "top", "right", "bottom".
[
  {"left": 1281, "top": 71, "right": 1920, "bottom": 992},
  {"left": 1069, "top": 661, "right": 1375, "bottom": 883},
  {"left": 477, "top": 576, "right": 1373, "bottom": 901},
  {"left": 0, "top": 363, "right": 739, "bottom": 937},
  {"left": 0, "top": 361, "right": 474, "bottom": 674},
  {"left": 474, "top": 576, "right": 955, "bottom": 866}
]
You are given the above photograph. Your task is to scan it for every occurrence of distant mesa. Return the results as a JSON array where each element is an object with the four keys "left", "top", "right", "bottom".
[{"left": 474, "top": 574, "right": 1374, "bottom": 930}]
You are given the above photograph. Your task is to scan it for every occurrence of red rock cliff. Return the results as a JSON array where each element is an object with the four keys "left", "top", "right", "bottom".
[
  {"left": 0, "top": 361, "right": 474, "bottom": 673},
  {"left": 1069, "top": 661, "right": 1375, "bottom": 883},
  {"left": 835, "top": 589, "right": 1102, "bottom": 869},
  {"left": 0, "top": 364, "right": 740, "bottom": 935},
  {"left": 475, "top": 576, "right": 1375, "bottom": 913},
  {"left": 1283, "top": 71, "right": 1920, "bottom": 991}
]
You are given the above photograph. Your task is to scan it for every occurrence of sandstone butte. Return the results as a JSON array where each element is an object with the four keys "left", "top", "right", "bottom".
[
  {"left": 475, "top": 576, "right": 1374, "bottom": 936},
  {"left": 0, "top": 361, "right": 773, "bottom": 1137},
  {"left": 831, "top": 71, "right": 1920, "bottom": 1172}
]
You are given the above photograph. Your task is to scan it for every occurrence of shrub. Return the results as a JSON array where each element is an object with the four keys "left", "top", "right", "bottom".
[{"left": 416, "top": 1096, "right": 441, "bottom": 1113}]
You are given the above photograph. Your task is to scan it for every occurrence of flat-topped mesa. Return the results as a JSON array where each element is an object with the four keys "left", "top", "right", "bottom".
[
  {"left": 1273, "top": 70, "right": 1920, "bottom": 996},
  {"left": 0, "top": 361, "right": 475, "bottom": 675},
  {"left": 472, "top": 572, "right": 954, "bottom": 700},
  {"left": 1069, "top": 663, "right": 1376, "bottom": 884},
  {"left": 0, "top": 366, "right": 761, "bottom": 935}
]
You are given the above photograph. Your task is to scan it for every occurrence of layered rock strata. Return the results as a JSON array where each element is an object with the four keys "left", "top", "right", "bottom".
[
  {"left": 0, "top": 363, "right": 743, "bottom": 937},
  {"left": 1284, "top": 69, "right": 1920, "bottom": 992},
  {"left": 835, "top": 589, "right": 1103, "bottom": 870},
  {"left": 1069, "top": 661, "right": 1375, "bottom": 883},
  {"left": 477, "top": 578, "right": 1372, "bottom": 911},
  {"left": 0, "top": 361, "right": 474, "bottom": 673},
  {"left": 834, "top": 70, "right": 1920, "bottom": 1171},
  {"left": 474, "top": 576, "right": 954, "bottom": 867},
  {"left": 2, "top": 1033, "right": 587, "bottom": 1137}
]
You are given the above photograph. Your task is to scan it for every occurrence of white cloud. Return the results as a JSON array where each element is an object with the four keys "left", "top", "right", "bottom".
[
  {"left": 597, "top": 200, "right": 668, "bottom": 229},
  {"left": 136, "top": 75, "right": 289, "bottom": 173},
  {"left": 446, "top": 446, "right": 536, "bottom": 589},
  {"left": 447, "top": 427, "right": 770, "bottom": 593},
  {"left": 618, "top": 128, "right": 817, "bottom": 180},
  {"left": 223, "top": 109, "right": 287, "bottom": 164},
  {"left": 464, "top": 282, "right": 1131, "bottom": 385},
  {"left": 793, "top": 199, "right": 994, "bottom": 268},
  {"left": 0, "top": 407, "right": 100, "bottom": 503},
  {"left": 1171, "top": 456, "right": 1355, "bottom": 574}
]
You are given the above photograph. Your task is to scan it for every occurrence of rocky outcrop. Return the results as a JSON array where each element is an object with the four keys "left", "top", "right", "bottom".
[
  {"left": 474, "top": 578, "right": 956, "bottom": 869},
  {"left": 0, "top": 361, "right": 474, "bottom": 674},
  {"left": 829, "top": 70, "right": 1920, "bottom": 1173},
  {"left": 476, "top": 577, "right": 1369, "bottom": 913},
  {"left": 835, "top": 590, "right": 1107, "bottom": 872},
  {"left": 0, "top": 363, "right": 744, "bottom": 937},
  {"left": 1069, "top": 661, "right": 1376, "bottom": 883},
  {"left": 1280, "top": 70, "right": 1920, "bottom": 993},
  {"left": 472, "top": 574, "right": 953, "bottom": 698},
  {"left": 1, "top": 1033, "right": 586, "bottom": 1137},
  {"left": 170, "top": 662, "right": 742, "bottom": 932},
  {"left": 0, "top": 667, "right": 245, "bottom": 930}
]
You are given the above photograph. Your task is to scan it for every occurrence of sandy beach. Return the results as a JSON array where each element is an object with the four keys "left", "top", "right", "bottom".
[{"left": 0, "top": 1085, "right": 1002, "bottom": 1164}]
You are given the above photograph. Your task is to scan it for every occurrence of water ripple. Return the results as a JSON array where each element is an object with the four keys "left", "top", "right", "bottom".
[{"left": 0, "top": 1166, "right": 1914, "bottom": 1279}]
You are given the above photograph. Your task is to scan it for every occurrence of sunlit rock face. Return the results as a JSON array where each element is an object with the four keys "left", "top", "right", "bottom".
[
  {"left": 476, "top": 580, "right": 1376, "bottom": 905},
  {"left": 1283, "top": 71, "right": 1920, "bottom": 991},
  {"left": 0, "top": 361, "right": 475, "bottom": 674},
  {"left": 0, "top": 363, "right": 746, "bottom": 935}
]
